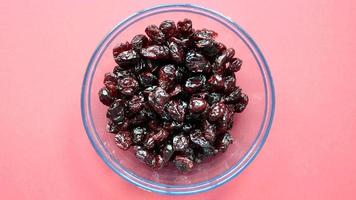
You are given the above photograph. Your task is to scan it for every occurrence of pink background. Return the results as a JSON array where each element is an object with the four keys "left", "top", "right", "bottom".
[{"left": 1, "top": 0, "right": 356, "bottom": 199}]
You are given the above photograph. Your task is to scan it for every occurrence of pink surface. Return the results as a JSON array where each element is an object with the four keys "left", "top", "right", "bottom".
[{"left": 1, "top": 0, "right": 355, "bottom": 199}]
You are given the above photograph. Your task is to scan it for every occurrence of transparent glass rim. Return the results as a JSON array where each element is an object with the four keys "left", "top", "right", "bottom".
[{"left": 81, "top": 3, "right": 275, "bottom": 195}]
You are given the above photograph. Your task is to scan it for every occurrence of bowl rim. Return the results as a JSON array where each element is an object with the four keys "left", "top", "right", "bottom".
[{"left": 81, "top": 3, "right": 275, "bottom": 195}]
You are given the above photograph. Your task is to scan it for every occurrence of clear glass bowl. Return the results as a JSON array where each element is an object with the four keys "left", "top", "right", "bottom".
[{"left": 81, "top": 4, "right": 275, "bottom": 195}]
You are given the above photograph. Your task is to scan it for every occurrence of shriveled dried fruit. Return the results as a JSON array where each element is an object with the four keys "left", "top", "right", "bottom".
[
  {"left": 100, "top": 19, "right": 248, "bottom": 172},
  {"left": 159, "top": 20, "right": 176, "bottom": 38},
  {"left": 145, "top": 25, "right": 166, "bottom": 44},
  {"left": 174, "top": 155, "right": 194, "bottom": 172},
  {"left": 115, "top": 131, "right": 132, "bottom": 150},
  {"left": 140, "top": 45, "right": 170, "bottom": 60}
]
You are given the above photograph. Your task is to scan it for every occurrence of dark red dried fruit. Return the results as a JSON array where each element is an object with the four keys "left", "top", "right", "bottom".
[
  {"left": 113, "top": 42, "right": 132, "bottom": 57},
  {"left": 101, "top": 19, "right": 248, "bottom": 172},
  {"left": 208, "top": 102, "right": 226, "bottom": 122},
  {"left": 99, "top": 87, "right": 115, "bottom": 106},
  {"left": 224, "top": 73, "right": 236, "bottom": 93},
  {"left": 215, "top": 48, "right": 235, "bottom": 68},
  {"left": 117, "top": 76, "right": 139, "bottom": 96},
  {"left": 152, "top": 128, "right": 170, "bottom": 143},
  {"left": 185, "top": 50, "right": 211, "bottom": 73},
  {"left": 138, "top": 71, "right": 157, "bottom": 88},
  {"left": 184, "top": 75, "right": 206, "bottom": 93},
  {"left": 132, "top": 127, "right": 147, "bottom": 144},
  {"left": 115, "top": 131, "right": 132, "bottom": 150},
  {"left": 148, "top": 87, "right": 170, "bottom": 115},
  {"left": 140, "top": 45, "right": 170, "bottom": 60},
  {"left": 227, "top": 58, "right": 242, "bottom": 72},
  {"left": 173, "top": 135, "right": 189, "bottom": 151},
  {"left": 195, "top": 39, "right": 219, "bottom": 57},
  {"left": 205, "top": 92, "right": 222, "bottom": 106},
  {"left": 106, "top": 99, "right": 126, "bottom": 123},
  {"left": 192, "top": 29, "right": 218, "bottom": 41},
  {"left": 189, "top": 97, "right": 207, "bottom": 113},
  {"left": 208, "top": 74, "right": 224, "bottom": 91},
  {"left": 161, "top": 144, "right": 174, "bottom": 162},
  {"left": 166, "top": 100, "right": 185, "bottom": 122},
  {"left": 177, "top": 19, "right": 193, "bottom": 35},
  {"left": 215, "top": 132, "right": 233, "bottom": 152},
  {"left": 174, "top": 155, "right": 194, "bottom": 172},
  {"left": 115, "top": 49, "right": 139, "bottom": 67},
  {"left": 159, "top": 64, "right": 176, "bottom": 90},
  {"left": 169, "top": 41, "right": 184, "bottom": 63},
  {"left": 159, "top": 20, "right": 176, "bottom": 38},
  {"left": 128, "top": 95, "right": 144, "bottom": 113},
  {"left": 145, "top": 25, "right": 166, "bottom": 44},
  {"left": 131, "top": 34, "right": 149, "bottom": 51}
]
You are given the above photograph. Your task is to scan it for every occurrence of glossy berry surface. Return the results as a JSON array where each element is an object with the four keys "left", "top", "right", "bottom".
[{"left": 99, "top": 19, "right": 248, "bottom": 172}]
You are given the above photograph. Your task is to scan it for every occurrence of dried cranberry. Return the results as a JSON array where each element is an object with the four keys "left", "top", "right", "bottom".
[
  {"left": 128, "top": 94, "right": 144, "bottom": 113},
  {"left": 205, "top": 92, "right": 222, "bottom": 105},
  {"left": 140, "top": 45, "right": 170, "bottom": 60},
  {"left": 161, "top": 144, "right": 174, "bottom": 162},
  {"left": 145, "top": 25, "right": 165, "bottom": 44},
  {"left": 113, "top": 42, "right": 131, "bottom": 57},
  {"left": 169, "top": 41, "right": 184, "bottom": 63},
  {"left": 168, "top": 84, "right": 182, "bottom": 97},
  {"left": 138, "top": 71, "right": 157, "bottom": 88},
  {"left": 174, "top": 155, "right": 194, "bottom": 172},
  {"left": 169, "top": 37, "right": 191, "bottom": 49},
  {"left": 192, "top": 29, "right": 217, "bottom": 41},
  {"left": 153, "top": 154, "right": 165, "bottom": 169},
  {"left": 184, "top": 75, "right": 206, "bottom": 93},
  {"left": 106, "top": 99, "right": 126, "bottom": 123},
  {"left": 215, "top": 48, "right": 235, "bottom": 68},
  {"left": 185, "top": 50, "right": 211, "bottom": 73},
  {"left": 215, "top": 132, "right": 233, "bottom": 152},
  {"left": 195, "top": 39, "right": 219, "bottom": 57},
  {"left": 208, "top": 74, "right": 224, "bottom": 91},
  {"left": 115, "top": 49, "right": 139, "bottom": 67},
  {"left": 173, "top": 135, "right": 189, "bottom": 151},
  {"left": 166, "top": 100, "right": 185, "bottom": 122},
  {"left": 224, "top": 73, "right": 236, "bottom": 93},
  {"left": 227, "top": 58, "right": 242, "bottom": 72},
  {"left": 148, "top": 87, "right": 170, "bottom": 115},
  {"left": 159, "top": 20, "right": 176, "bottom": 38},
  {"left": 189, "top": 97, "right": 207, "bottom": 113},
  {"left": 115, "top": 131, "right": 132, "bottom": 150},
  {"left": 152, "top": 128, "right": 170, "bottom": 143},
  {"left": 159, "top": 64, "right": 176, "bottom": 90},
  {"left": 177, "top": 19, "right": 193, "bottom": 35},
  {"left": 98, "top": 87, "right": 115, "bottom": 106},
  {"left": 208, "top": 102, "right": 226, "bottom": 122},
  {"left": 117, "top": 76, "right": 139, "bottom": 96},
  {"left": 131, "top": 34, "right": 148, "bottom": 50},
  {"left": 132, "top": 127, "right": 147, "bottom": 144}
]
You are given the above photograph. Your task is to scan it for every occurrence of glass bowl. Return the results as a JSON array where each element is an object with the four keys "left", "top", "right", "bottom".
[{"left": 81, "top": 3, "right": 275, "bottom": 195}]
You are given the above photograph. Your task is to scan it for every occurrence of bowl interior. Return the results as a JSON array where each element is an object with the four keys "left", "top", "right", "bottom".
[{"left": 88, "top": 10, "right": 266, "bottom": 186}]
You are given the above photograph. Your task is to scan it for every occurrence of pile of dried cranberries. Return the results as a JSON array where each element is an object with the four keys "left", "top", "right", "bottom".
[{"left": 98, "top": 19, "right": 248, "bottom": 172}]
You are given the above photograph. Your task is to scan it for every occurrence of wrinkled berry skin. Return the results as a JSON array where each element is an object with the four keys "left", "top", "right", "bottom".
[
  {"left": 159, "top": 20, "right": 176, "bottom": 38},
  {"left": 174, "top": 155, "right": 194, "bottom": 172},
  {"left": 115, "top": 50, "right": 139, "bottom": 67},
  {"left": 99, "top": 87, "right": 115, "bottom": 106},
  {"left": 177, "top": 19, "right": 193, "bottom": 35},
  {"left": 131, "top": 34, "right": 149, "bottom": 50},
  {"left": 113, "top": 42, "right": 131, "bottom": 57},
  {"left": 115, "top": 131, "right": 132, "bottom": 150},
  {"left": 185, "top": 50, "right": 210, "bottom": 73},
  {"left": 208, "top": 102, "right": 226, "bottom": 122},
  {"left": 117, "top": 77, "right": 139, "bottom": 96},
  {"left": 100, "top": 19, "right": 248, "bottom": 172},
  {"left": 184, "top": 75, "right": 206, "bottom": 93},
  {"left": 145, "top": 25, "right": 166, "bottom": 44},
  {"left": 140, "top": 45, "right": 170, "bottom": 60},
  {"left": 173, "top": 135, "right": 189, "bottom": 151}
]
